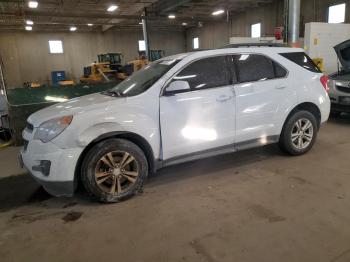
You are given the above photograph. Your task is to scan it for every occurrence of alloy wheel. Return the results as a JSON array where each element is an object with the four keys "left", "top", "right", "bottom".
[
  {"left": 94, "top": 151, "right": 139, "bottom": 195},
  {"left": 291, "top": 118, "right": 314, "bottom": 150}
]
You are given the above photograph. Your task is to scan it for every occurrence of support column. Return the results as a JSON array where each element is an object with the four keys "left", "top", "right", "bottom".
[
  {"left": 142, "top": 8, "right": 150, "bottom": 59},
  {"left": 288, "top": 0, "right": 301, "bottom": 47}
]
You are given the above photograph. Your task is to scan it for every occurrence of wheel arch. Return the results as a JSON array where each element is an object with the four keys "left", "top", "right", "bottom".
[
  {"left": 284, "top": 102, "right": 322, "bottom": 130},
  {"left": 74, "top": 131, "right": 157, "bottom": 189}
]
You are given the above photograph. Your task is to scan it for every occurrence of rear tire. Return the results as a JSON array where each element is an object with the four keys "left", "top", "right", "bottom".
[
  {"left": 279, "top": 110, "right": 318, "bottom": 156},
  {"left": 81, "top": 138, "right": 148, "bottom": 203}
]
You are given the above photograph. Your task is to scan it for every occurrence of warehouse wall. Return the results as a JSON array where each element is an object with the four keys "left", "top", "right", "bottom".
[
  {"left": 0, "top": 29, "right": 185, "bottom": 88},
  {"left": 185, "top": 0, "right": 284, "bottom": 51},
  {"left": 186, "top": 0, "right": 350, "bottom": 51}
]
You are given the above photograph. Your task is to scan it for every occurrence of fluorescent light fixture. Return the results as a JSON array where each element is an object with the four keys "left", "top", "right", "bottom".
[
  {"left": 49, "top": 40, "right": 63, "bottom": 54},
  {"left": 251, "top": 23, "right": 261, "bottom": 38},
  {"left": 168, "top": 14, "right": 176, "bottom": 19},
  {"left": 182, "top": 22, "right": 188, "bottom": 26},
  {"left": 28, "top": 1, "right": 38, "bottom": 8},
  {"left": 328, "top": 3, "right": 346, "bottom": 24},
  {"left": 25, "top": 26, "right": 32, "bottom": 31},
  {"left": 212, "top": 10, "right": 225, "bottom": 16},
  {"left": 107, "top": 5, "right": 118, "bottom": 12},
  {"left": 87, "top": 23, "right": 93, "bottom": 26},
  {"left": 26, "top": 20, "right": 34, "bottom": 25},
  {"left": 70, "top": 26, "right": 77, "bottom": 31}
]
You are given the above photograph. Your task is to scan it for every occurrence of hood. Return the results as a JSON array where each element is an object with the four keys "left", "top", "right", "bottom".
[
  {"left": 28, "top": 92, "right": 124, "bottom": 127},
  {"left": 334, "top": 39, "right": 350, "bottom": 70}
]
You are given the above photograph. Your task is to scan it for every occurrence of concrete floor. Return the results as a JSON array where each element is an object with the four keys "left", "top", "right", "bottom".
[{"left": 0, "top": 115, "right": 350, "bottom": 262}]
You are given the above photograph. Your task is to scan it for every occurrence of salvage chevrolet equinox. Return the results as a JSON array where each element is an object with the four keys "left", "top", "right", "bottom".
[{"left": 20, "top": 46, "right": 331, "bottom": 202}]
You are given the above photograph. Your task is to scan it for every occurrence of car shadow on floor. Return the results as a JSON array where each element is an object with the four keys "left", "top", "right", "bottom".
[
  {"left": 148, "top": 144, "right": 284, "bottom": 187},
  {"left": 0, "top": 144, "right": 284, "bottom": 212}
]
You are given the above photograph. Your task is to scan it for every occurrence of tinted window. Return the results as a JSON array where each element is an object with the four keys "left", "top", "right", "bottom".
[
  {"left": 233, "top": 54, "right": 275, "bottom": 83},
  {"left": 280, "top": 52, "right": 321, "bottom": 73},
  {"left": 173, "top": 56, "right": 230, "bottom": 90},
  {"left": 273, "top": 62, "right": 288, "bottom": 78}
]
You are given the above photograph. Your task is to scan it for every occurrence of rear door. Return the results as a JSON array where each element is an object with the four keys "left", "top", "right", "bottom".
[
  {"left": 159, "top": 55, "right": 236, "bottom": 160},
  {"left": 230, "top": 53, "right": 296, "bottom": 145}
]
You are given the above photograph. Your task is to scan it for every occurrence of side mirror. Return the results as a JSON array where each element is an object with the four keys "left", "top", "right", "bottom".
[{"left": 164, "top": 80, "right": 191, "bottom": 96}]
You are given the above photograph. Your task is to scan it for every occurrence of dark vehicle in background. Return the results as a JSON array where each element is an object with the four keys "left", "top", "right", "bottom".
[{"left": 328, "top": 39, "right": 350, "bottom": 116}]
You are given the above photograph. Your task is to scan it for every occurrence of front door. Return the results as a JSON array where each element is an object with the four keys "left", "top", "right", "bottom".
[{"left": 160, "top": 55, "right": 236, "bottom": 160}]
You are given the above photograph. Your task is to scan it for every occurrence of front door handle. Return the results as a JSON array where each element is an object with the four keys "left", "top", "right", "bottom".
[{"left": 216, "top": 95, "right": 232, "bottom": 102}]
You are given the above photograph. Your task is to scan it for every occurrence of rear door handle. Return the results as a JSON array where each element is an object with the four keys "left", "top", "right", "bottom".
[{"left": 216, "top": 95, "right": 232, "bottom": 102}]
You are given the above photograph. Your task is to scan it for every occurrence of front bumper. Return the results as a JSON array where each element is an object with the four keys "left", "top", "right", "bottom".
[{"left": 20, "top": 139, "right": 82, "bottom": 197}]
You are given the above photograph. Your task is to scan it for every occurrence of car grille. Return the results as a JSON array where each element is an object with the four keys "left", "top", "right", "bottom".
[
  {"left": 26, "top": 122, "right": 34, "bottom": 133},
  {"left": 23, "top": 139, "right": 29, "bottom": 151},
  {"left": 336, "top": 85, "right": 350, "bottom": 94}
]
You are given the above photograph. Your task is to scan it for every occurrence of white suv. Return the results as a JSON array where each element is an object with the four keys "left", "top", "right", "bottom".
[{"left": 20, "top": 47, "right": 330, "bottom": 202}]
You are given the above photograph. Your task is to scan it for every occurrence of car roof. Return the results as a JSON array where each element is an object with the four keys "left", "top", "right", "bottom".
[{"left": 160, "top": 47, "right": 304, "bottom": 62}]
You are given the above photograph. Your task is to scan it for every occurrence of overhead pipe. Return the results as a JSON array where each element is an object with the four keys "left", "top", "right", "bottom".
[{"left": 287, "top": 0, "right": 301, "bottom": 47}]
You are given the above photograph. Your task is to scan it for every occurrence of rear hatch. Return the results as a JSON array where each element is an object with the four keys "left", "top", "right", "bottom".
[{"left": 334, "top": 39, "right": 350, "bottom": 71}]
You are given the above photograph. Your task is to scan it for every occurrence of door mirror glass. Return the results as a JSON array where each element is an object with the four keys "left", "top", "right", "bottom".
[{"left": 165, "top": 80, "right": 190, "bottom": 95}]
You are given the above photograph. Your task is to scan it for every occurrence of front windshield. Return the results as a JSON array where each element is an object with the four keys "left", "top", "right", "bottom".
[{"left": 106, "top": 59, "right": 180, "bottom": 97}]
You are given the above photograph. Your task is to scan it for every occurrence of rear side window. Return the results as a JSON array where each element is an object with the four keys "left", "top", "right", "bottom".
[
  {"left": 280, "top": 52, "right": 321, "bottom": 73},
  {"left": 173, "top": 56, "right": 230, "bottom": 90},
  {"left": 233, "top": 54, "right": 286, "bottom": 83}
]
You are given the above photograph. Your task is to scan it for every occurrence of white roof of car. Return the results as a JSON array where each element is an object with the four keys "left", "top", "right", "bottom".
[{"left": 160, "top": 47, "right": 304, "bottom": 62}]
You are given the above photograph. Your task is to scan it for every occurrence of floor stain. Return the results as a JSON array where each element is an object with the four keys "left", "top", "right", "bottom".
[
  {"left": 62, "top": 202, "right": 78, "bottom": 209},
  {"left": 11, "top": 211, "right": 65, "bottom": 224},
  {"left": 289, "top": 176, "right": 312, "bottom": 185},
  {"left": 190, "top": 238, "right": 216, "bottom": 262},
  {"left": 249, "top": 204, "right": 286, "bottom": 223},
  {"left": 62, "top": 211, "right": 83, "bottom": 223}
]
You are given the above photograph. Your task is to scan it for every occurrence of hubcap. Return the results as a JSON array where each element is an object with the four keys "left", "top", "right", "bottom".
[
  {"left": 291, "top": 118, "right": 314, "bottom": 150},
  {"left": 94, "top": 151, "right": 139, "bottom": 195}
]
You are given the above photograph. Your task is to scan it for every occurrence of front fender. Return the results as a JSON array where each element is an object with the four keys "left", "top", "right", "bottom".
[{"left": 77, "top": 122, "right": 125, "bottom": 147}]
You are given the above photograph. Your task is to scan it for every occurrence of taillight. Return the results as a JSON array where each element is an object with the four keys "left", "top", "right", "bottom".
[{"left": 320, "top": 75, "right": 330, "bottom": 92}]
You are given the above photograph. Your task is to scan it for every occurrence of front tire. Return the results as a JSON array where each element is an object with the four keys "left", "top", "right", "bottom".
[
  {"left": 279, "top": 110, "right": 318, "bottom": 156},
  {"left": 81, "top": 138, "right": 148, "bottom": 203}
]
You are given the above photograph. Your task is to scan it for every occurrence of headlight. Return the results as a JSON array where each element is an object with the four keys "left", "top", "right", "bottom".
[{"left": 34, "top": 115, "right": 73, "bottom": 143}]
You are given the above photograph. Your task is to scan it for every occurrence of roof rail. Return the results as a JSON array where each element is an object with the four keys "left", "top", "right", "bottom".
[{"left": 222, "top": 43, "right": 287, "bottom": 48}]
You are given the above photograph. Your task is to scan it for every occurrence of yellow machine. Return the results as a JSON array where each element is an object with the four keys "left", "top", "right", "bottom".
[
  {"left": 80, "top": 51, "right": 160, "bottom": 83},
  {"left": 312, "top": 57, "right": 324, "bottom": 72},
  {"left": 117, "top": 55, "right": 149, "bottom": 80},
  {"left": 80, "top": 53, "right": 122, "bottom": 83}
]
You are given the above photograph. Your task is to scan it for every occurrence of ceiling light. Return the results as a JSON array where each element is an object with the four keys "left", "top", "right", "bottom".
[
  {"left": 168, "top": 14, "right": 176, "bottom": 19},
  {"left": 107, "top": 5, "right": 118, "bottom": 12},
  {"left": 182, "top": 22, "right": 188, "bottom": 26},
  {"left": 26, "top": 20, "right": 34, "bottom": 25},
  {"left": 70, "top": 26, "right": 77, "bottom": 31},
  {"left": 28, "top": 1, "right": 38, "bottom": 8},
  {"left": 25, "top": 26, "right": 32, "bottom": 31},
  {"left": 87, "top": 23, "right": 93, "bottom": 26},
  {"left": 212, "top": 10, "right": 225, "bottom": 16}
]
